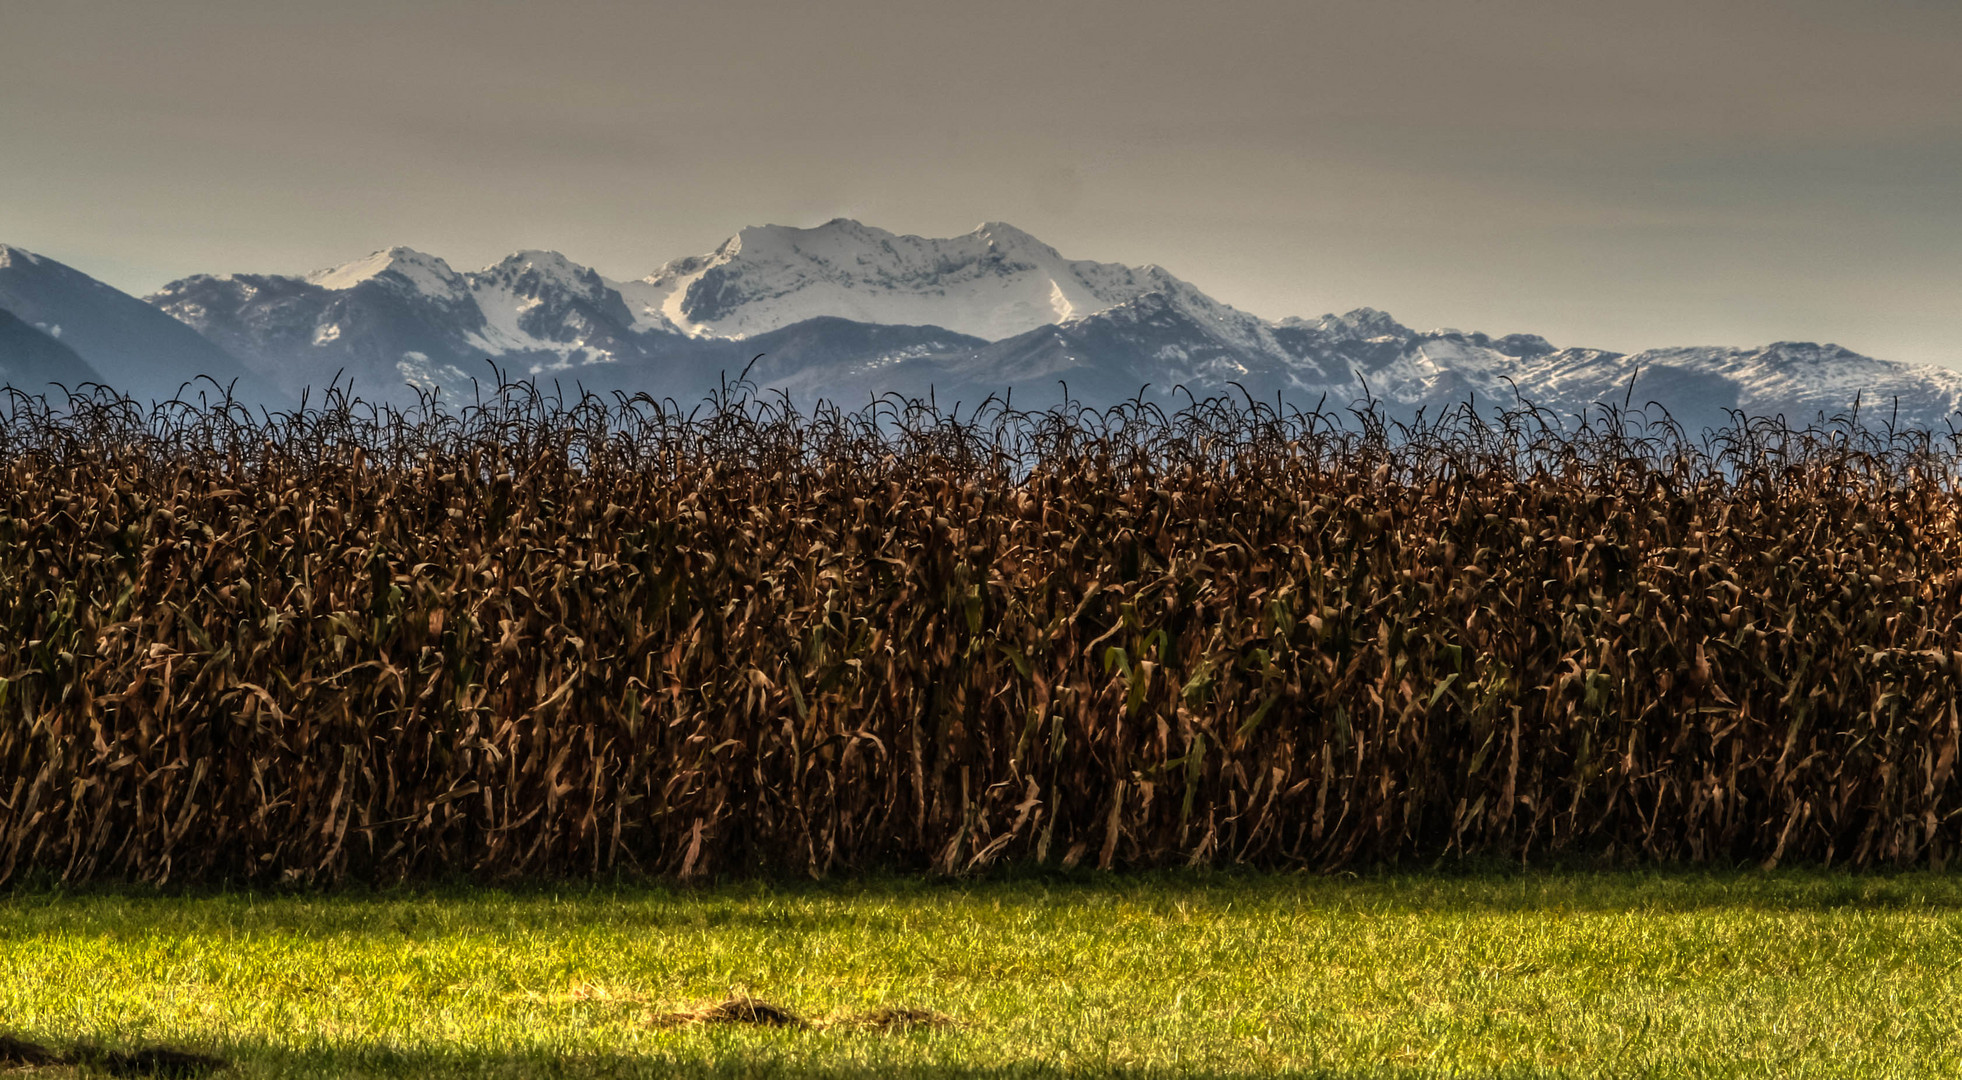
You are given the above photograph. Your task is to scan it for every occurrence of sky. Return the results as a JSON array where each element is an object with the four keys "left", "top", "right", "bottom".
[{"left": 3, "top": 0, "right": 1958, "bottom": 367}]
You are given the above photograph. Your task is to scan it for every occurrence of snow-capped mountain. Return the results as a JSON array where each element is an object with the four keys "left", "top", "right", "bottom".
[
  {"left": 0, "top": 243, "right": 274, "bottom": 403},
  {"left": 466, "top": 250, "right": 645, "bottom": 370},
  {"left": 157, "top": 248, "right": 502, "bottom": 396},
  {"left": 156, "top": 246, "right": 703, "bottom": 397},
  {"left": 0, "top": 307, "right": 102, "bottom": 391},
  {"left": 616, "top": 219, "right": 1215, "bottom": 342},
  {"left": 771, "top": 299, "right": 1962, "bottom": 430},
  {"left": 8, "top": 222, "right": 1959, "bottom": 427}
]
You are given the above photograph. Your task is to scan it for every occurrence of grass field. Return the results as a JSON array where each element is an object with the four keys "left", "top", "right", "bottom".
[{"left": 3, "top": 870, "right": 1960, "bottom": 1078}]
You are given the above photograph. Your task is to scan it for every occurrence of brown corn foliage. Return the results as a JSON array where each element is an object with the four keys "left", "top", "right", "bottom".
[{"left": 1, "top": 379, "right": 1959, "bottom": 884}]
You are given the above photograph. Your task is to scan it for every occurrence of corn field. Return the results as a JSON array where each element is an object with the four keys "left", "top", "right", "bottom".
[{"left": 2, "top": 379, "right": 1959, "bottom": 885}]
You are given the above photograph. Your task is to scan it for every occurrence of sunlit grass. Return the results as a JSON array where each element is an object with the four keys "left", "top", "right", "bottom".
[{"left": 3, "top": 869, "right": 1960, "bottom": 1077}]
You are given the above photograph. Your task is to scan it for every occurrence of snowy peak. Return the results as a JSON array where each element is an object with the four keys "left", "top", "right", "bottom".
[
  {"left": 478, "top": 249, "right": 604, "bottom": 294},
  {"left": 621, "top": 218, "right": 1206, "bottom": 342},
  {"left": 306, "top": 246, "right": 469, "bottom": 301},
  {"left": 471, "top": 250, "right": 630, "bottom": 323},
  {"left": 1284, "top": 307, "right": 1414, "bottom": 343},
  {"left": 0, "top": 243, "right": 42, "bottom": 270},
  {"left": 149, "top": 246, "right": 657, "bottom": 397},
  {"left": 1615, "top": 340, "right": 1962, "bottom": 416},
  {"left": 1752, "top": 341, "right": 1866, "bottom": 368},
  {"left": 464, "top": 249, "right": 640, "bottom": 367},
  {"left": 971, "top": 221, "right": 1062, "bottom": 258},
  {"left": 1487, "top": 333, "right": 1556, "bottom": 358}
]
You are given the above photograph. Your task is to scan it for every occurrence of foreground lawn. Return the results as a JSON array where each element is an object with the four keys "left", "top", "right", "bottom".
[{"left": 2, "top": 870, "right": 1959, "bottom": 1078}]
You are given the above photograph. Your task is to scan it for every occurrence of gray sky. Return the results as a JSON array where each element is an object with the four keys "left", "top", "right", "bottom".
[{"left": 4, "top": 0, "right": 1958, "bottom": 367}]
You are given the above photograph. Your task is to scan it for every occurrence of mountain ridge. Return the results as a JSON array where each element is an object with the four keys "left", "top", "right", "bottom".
[
  {"left": 2, "top": 224, "right": 1958, "bottom": 429},
  {"left": 0, "top": 243, "right": 279, "bottom": 404}
]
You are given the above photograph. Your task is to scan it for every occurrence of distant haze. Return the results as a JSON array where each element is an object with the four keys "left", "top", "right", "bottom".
[{"left": 2, "top": 0, "right": 1957, "bottom": 368}]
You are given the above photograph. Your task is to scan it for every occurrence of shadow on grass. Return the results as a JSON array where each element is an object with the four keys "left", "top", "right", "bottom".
[{"left": 9, "top": 864, "right": 1962, "bottom": 923}]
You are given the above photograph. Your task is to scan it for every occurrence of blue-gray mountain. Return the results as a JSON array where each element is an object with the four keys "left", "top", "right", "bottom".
[
  {"left": 0, "top": 307, "right": 100, "bottom": 390},
  {"left": 5, "top": 223, "right": 1960, "bottom": 429},
  {"left": 0, "top": 243, "right": 278, "bottom": 405}
]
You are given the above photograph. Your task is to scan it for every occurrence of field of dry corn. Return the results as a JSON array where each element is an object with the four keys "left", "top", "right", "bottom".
[{"left": 1, "top": 383, "right": 1958, "bottom": 885}]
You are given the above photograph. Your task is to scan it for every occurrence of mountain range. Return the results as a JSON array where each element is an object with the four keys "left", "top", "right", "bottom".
[{"left": 4, "top": 221, "right": 1960, "bottom": 430}]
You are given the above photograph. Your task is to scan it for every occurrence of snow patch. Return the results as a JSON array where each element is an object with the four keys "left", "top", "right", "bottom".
[
  {"left": 396, "top": 351, "right": 472, "bottom": 395},
  {"left": 308, "top": 247, "right": 469, "bottom": 301}
]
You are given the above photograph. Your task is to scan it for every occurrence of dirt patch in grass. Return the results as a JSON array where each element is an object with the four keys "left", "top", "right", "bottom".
[
  {"left": 0, "top": 1035, "right": 62, "bottom": 1068},
  {"left": 646, "top": 996, "right": 957, "bottom": 1033},
  {"left": 92, "top": 1047, "right": 228, "bottom": 1077},
  {"left": 651, "top": 995, "right": 808, "bottom": 1029},
  {"left": 2, "top": 1036, "right": 226, "bottom": 1077}
]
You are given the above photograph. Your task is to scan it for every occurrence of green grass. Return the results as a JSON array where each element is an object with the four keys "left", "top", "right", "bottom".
[{"left": 3, "top": 870, "right": 1961, "bottom": 1078}]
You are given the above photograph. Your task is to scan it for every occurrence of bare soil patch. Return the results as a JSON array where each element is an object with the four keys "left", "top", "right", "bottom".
[
  {"left": 0, "top": 1036, "right": 225, "bottom": 1077},
  {"left": 651, "top": 995, "right": 807, "bottom": 1028},
  {"left": 0, "top": 1036, "right": 61, "bottom": 1068},
  {"left": 646, "top": 996, "right": 956, "bottom": 1033}
]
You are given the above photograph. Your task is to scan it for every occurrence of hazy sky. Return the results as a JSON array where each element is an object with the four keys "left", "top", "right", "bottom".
[{"left": 4, "top": 0, "right": 1958, "bottom": 367}]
